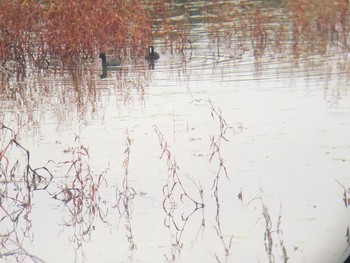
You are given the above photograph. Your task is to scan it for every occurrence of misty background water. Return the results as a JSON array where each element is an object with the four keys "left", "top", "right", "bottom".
[{"left": 1, "top": 1, "right": 350, "bottom": 262}]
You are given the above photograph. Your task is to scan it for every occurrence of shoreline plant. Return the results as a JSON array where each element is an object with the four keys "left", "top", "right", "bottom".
[
  {"left": 0, "top": 0, "right": 157, "bottom": 64},
  {"left": 1, "top": 0, "right": 348, "bottom": 67}
]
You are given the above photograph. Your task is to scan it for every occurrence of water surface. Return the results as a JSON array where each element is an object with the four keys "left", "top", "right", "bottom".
[{"left": 1, "top": 1, "right": 350, "bottom": 263}]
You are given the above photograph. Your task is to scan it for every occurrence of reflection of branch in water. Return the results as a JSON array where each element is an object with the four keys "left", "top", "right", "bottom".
[
  {"left": 261, "top": 201, "right": 274, "bottom": 263},
  {"left": 0, "top": 124, "right": 53, "bottom": 190},
  {"left": 277, "top": 205, "right": 289, "bottom": 263},
  {"left": 52, "top": 134, "right": 109, "bottom": 262},
  {"left": 154, "top": 125, "right": 205, "bottom": 210},
  {"left": 335, "top": 179, "right": 350, "bottom": 253},
  {"left": 0, "top": 239, "right": 45, "bottom": 263},
  {"left": 0, "top": 123, "right": 53, "bottom": 262},
  {"left": 213, "top": 209, "right": 233, "bottom": 263},
  {"left": 114, "top": 129, "right": 137, "bottom": 259},
  {"left": 346, "top": 227, "right": 350, "bottom": 251},
  {"left": 335, "top": 179, "right": 350, "bottom": 208},
  {"left": 206, "top": 100, "right": 234, "bottom": 263},
  {"left": 249, "top": 192, "right": 289, "bottom": 263},
  {"left": 153, "top": 125, "right": 205, "bottom": 261}
]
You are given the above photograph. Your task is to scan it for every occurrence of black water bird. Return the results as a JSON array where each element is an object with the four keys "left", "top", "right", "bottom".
[
  {"left": 145, "top": 46, "right": 160, "bottom": 61},
  {"left": 99, "top": 52, "right": 121, "bottom": 67}
]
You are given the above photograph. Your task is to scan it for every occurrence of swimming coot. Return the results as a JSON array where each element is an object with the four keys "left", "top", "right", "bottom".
[
  {"left": 99, "top": 52, "right": 121, "bottom": 67},
  {"left": 145, "top": 46, "right": 160, "bottom": 60}
]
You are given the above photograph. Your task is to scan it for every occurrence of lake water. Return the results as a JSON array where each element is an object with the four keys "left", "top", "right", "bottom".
[{"left": 1, "top": 1, "right": 350, "bottom": 263}]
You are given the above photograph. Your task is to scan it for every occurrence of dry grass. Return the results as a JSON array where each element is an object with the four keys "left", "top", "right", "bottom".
[
  {"left": 0, "top": 0, "right": 348, "bottom": 66},
  {"left": 0, "top": 0, "right": 155, "bottom": 63}
]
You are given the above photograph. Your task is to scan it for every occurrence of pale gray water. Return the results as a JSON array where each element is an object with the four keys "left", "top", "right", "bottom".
[{"left": 1, "top": 1, "right": 350, "bottom": 263}]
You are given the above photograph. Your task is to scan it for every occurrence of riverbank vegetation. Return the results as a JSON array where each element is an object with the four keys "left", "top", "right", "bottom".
[
  {"left": 0, "top": 0, "right": 161, "bottom": 64},
  {"left": 0, "top": 0, "right": 349, "bottom": 66}
]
